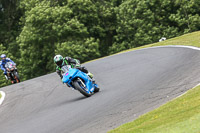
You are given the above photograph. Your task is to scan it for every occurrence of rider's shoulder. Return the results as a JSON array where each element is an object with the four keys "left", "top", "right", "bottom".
[
  {"left": 6, "top": 58, "right": 11, "bottom": 60},
  {"left": 64, "top": 56, "right": 72, "bottom": 60}
]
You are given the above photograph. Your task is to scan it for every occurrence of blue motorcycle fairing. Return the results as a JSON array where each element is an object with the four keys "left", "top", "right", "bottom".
[
  {"left": 62, "top": 68, "right": 97, "bottom": 93},
  {"left": 62, "top": 69, "right": 79, "bottom": 84}
]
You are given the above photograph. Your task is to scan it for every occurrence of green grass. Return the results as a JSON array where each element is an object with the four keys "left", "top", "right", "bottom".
[
  {"left": 109, "top": 85, "right": 200, "bottom": 133},
  {"left": 121, "top": 31, "right": 200, "bottom": 52},
  {"left": 108, "top": 31, "right": 200, "bottom": 133},
  {"left": 86, "top": 31, "right": 200, "bottom": 63}
]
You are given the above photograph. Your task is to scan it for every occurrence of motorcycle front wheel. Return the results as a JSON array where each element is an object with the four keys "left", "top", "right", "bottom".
[
  {"left": 14, "top": 71, "right": 20, "bottom": 83},
  {"left": 73, "top": 79, "right": 92, "bottom": 97}
]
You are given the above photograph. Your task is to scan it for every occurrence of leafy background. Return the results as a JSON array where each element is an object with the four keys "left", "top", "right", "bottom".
[{"left": 0, "top": 0, "right": 200, "bottom": 87}]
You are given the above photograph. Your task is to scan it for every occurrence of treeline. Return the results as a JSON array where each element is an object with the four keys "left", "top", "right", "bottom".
[{"left": 0, "top": 0, "right": 200, "bottom": 87}]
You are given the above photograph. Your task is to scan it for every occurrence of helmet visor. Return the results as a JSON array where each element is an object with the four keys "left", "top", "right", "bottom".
[{"left": 56, "top": 60, "right": 63, "bottom": 66}]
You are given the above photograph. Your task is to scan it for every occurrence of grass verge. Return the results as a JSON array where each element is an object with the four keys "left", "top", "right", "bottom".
[
  {"left": 109, "top": 85, "right": 200, "bottom": 133},
  {"left": 108, "top": 31, "right": 200, "bottom": 133},
  {"left": 120, "top": 31, "right": 200, "bottom": 53}
]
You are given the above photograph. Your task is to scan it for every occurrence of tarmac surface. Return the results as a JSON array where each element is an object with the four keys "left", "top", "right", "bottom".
[{"left": 0, "top": 46, "right": 200, "bottom": 133}]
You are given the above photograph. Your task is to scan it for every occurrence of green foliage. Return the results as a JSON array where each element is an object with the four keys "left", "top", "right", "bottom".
[
  {"left": 67, "top": 0, "right": 117, "bottom": 56},
  {"left": 56, "top": 38, "right": 100, "bottom": 62},
  {"left": 1, "top": 0, "right": 200, "bottom": 87},
  {"left": 109, "top": 83, "right": 200, "bottom": 133},
  {"left": 169, "top": 0, "right": 200, "bottom": 33},
  {"left": 0, "top": 0, "right": 22, "bottom": 57},
  {"left": 110, "top": 0, "right": 200, "bottom": 53},
  {"left": 18, "top": 1, "right": 96, "bottom": 79},
  {"left": 95, "top": 1, "right": 118, "bottom": 56},
  {"left": 111, "top": 0, "right": 167, "bottom": 53},
  {"left": 18, "top": 2, "right": 71, "bottom": 79}
]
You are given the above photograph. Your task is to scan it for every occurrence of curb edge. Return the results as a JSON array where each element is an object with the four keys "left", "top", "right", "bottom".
[{"left": 0, "top": 91, "right": 6, "bottom": 106}]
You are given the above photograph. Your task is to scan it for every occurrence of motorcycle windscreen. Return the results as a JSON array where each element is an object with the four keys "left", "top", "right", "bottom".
[{"left": 62, "top": 69, "right": 79, "bottom": 83}]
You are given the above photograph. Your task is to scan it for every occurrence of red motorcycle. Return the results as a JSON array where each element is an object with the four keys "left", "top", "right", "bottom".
[{"left": 5, "top": 62, "right": 20, "bottom": 84}]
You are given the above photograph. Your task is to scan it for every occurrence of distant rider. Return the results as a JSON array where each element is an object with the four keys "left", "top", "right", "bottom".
[
  {"left": 54, "top": 55, "right": 94, "bottom": 81},
  {"left": 0, "top": 54, "right": 16, "bottom": 80}
]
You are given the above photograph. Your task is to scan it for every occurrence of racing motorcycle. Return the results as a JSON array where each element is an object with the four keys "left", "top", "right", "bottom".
[
  {"left": 61, "top": 65, "right": 99, "bottom": 97},
  {"left": 5, "top": 62, "right": 20, "bottom": 84}
]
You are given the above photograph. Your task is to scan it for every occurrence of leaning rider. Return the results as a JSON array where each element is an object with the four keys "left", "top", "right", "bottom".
[
  {"left": 54, "top": 55, "right": 94, "bottom": 81},
  {"left": 0, "top": 54, "right": 15, "bottom": 80}
]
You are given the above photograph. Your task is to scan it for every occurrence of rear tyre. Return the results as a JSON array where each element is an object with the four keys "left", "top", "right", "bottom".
[
  {"left": 73, "top": 80, "right": 92, "bottom": 97},
  {"left": 94, "top": 87, "right": 100, "bottom": 93}
]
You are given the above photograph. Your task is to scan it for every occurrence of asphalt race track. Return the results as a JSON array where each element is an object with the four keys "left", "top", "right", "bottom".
[{"left": 0, "top": 46, "right": 200, "bottom": 133}]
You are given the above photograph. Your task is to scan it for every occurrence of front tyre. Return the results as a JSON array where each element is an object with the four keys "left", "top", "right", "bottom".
[
  {"left": 73, "top": 79, "right": 92, "bottom": 97},
  {"left": 14, "top": 71, "right": 20, "bottom": 83}
]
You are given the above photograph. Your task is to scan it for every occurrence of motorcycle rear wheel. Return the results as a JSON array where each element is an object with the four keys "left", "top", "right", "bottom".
[{"left": 94, "top": 87, "right": 100, "bottom": 93}]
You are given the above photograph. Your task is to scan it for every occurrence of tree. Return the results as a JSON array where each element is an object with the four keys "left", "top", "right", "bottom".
[
  {"left": 56, "top": 38, "right": 100, "bottom": 62},
  {"left": 169, "top": 0, "right": 200, "bottom": 33},
  {"left": 0, "top": 0, "right": 22, "bottom": 60},
  {"left": 18, "top": 1, "right": 99, "bottom": 79},
  {"left": 110, "top": 0, "right": 200, "bottom": 54},
  {"left": 1, "top": 0, "right": 200, "bottom": 86}
]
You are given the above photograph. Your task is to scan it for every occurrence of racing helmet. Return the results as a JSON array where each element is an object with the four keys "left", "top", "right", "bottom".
[
  {"left": 54, "top": 55, "right": 63, "bottom": 66},
  {"left": 1, "top": 54, "right": 6, "bottom": 61},
  {"left": 1, "top": 54, "right": 6, "bottom": 58}
]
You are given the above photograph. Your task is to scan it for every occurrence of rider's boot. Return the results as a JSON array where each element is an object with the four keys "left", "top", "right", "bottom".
[
  {"left": 87, "top": 72, "right": 95, "bottom": 83},
  {"left": 4, "top": 73, "right": 10, "bottom": 80},
  {"left": 4, "top": 75, "right": 8, "bottom": 80},
  {"left": 87, "top": 72, "right": 93, "bottom": 78}
]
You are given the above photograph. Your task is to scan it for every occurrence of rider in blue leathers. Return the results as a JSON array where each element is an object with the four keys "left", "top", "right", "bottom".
[{"left": 0, "top": 54, "right": 15, "bottom": 80}]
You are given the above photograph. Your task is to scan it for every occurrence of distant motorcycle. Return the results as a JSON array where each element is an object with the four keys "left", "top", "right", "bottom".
[
  {"left": 61, "top": 65, "right": 99, "bottom": 97},
  {"left": 5, "top": 62, "right": 20, "bottom": 84}
]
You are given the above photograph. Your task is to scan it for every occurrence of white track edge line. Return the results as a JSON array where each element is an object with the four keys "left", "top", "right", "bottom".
[
  {"left": 105, "top": 45, "right": 200, "bottom": 59},
  {"left": 150, "top": 45, "right": 200, "bottom": 98},
  {"left": 0, "top": 91, "right": 6, "bottom": 106},
  {"left": 150, "top": 45, "right": 200, "bottom": 51},
  {"left": 128, "top": 45, "right": 200, "bottom": 53},
  {"left": 148, "top": 45, "right": 200, "bottom": 100}
]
